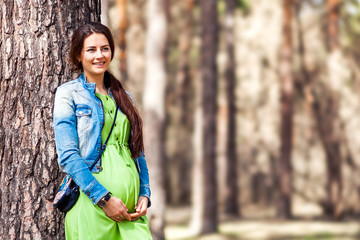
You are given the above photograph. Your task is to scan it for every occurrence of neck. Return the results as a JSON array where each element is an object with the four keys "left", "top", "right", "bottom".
[{"left": 84, "top": 72, "right": 108, "bottom": 95}]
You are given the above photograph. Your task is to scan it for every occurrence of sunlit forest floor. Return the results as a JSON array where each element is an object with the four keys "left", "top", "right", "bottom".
[{"left": 165, "top": 206, "right": 360, "bottom": 240}]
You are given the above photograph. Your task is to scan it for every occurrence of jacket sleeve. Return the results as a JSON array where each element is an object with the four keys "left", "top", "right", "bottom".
[
  {"left": 125, "top": 90, "right": 152, "bottom": 207},
  {"left": 53, "top": 86, "right": 108, "bottom": 205},
  {"left": 134, "top": 152, "right": 151, "bottom": 207}
]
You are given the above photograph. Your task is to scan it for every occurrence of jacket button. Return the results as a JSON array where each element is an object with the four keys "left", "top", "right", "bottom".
[
  {"left": 92, "top": 198, "right": 95, "bottom": 202},
  {"left": 97, "top": 148, "right": 100, "bottom": 151},
  {"left": 86, "top": 192, "right": 90, "bottom": 196}
]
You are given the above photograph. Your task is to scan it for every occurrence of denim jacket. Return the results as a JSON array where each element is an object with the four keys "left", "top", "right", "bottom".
[{"left": 53, "top": 73, "right": 151, "bottom": 205}]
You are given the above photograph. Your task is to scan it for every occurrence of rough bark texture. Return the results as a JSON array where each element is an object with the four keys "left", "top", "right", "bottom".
[
  {"left": 0, "top": 1, "right": 100, "bottom": 239},
  {"left": 191, "top": 0, "right": 218, "bottom": 234},
  {"left": 223, "top": 0, "right": 240, "bottom": 216},
  {"left": 143, "top": 0, "right": 168, "bottom": 239},
  {"left": 277, "top": 0, "right": 293, "bottom": 219}
]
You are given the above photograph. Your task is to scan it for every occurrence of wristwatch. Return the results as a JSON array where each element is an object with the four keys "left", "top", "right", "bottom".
[{"left": 97, "top": 192, "right": 111, "bottom": 208}]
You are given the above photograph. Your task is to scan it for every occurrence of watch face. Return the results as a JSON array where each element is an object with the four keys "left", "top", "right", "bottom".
[{"left": 98, "top": 199, "right": 106, "bottom": 207}]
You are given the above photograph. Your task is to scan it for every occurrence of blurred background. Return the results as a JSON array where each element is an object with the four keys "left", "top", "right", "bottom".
[{"left": 101, "top": 0, "right": 360, "bottom": 239}]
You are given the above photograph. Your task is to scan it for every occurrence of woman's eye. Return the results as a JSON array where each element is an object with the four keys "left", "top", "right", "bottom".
[
  {"left": 102, "top": 47, "right": 109, "bottom": 51},
  {"left": 87, "top": 49, "right": 95, "bottom": 52}
]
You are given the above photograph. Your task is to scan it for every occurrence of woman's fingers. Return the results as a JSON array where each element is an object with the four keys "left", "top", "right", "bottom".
[
  {"left": 120, "top": 210, "right": 131, "bottom": 221},
  {"left": 129, "top": 212, "right": 141, "bottom": 221},
  {"left": 101, "top": 196, "right": 131, "bottom": 221}
]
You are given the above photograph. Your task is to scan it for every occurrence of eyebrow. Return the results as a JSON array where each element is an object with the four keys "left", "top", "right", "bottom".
[{"left": 85, "top": 44, "right": 110, "bottom": 49}]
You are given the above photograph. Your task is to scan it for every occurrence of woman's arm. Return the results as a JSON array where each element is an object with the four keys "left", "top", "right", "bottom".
[
  {"left": 53, "top": 86, "right": 108, "bottom": 205},
  {"left": 135, "top": 153, "right": 151, "bottom": 207},
  {"left": 129, "top": 152, "right": 151, "bottom": 221}
]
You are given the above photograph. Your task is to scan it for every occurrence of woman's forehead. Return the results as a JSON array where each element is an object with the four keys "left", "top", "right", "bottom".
[{"left": 83, "top": 33, "right": 109, "bottom": 47}]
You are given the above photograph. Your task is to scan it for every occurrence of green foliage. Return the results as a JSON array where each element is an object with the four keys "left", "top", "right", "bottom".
[
  {"left": 341, "top": 0, "right": 360, "bottom": 54},
  {"left": 236, "top": 0, "right": 251, "bottom": 13},
  {"left": 217, "top": 0, "right": 251, "bottom": 16}
]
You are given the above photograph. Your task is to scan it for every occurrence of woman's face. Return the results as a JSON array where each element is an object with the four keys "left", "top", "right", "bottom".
[{"left": 78, "top": 33, "right": 112, "bottom": 80}]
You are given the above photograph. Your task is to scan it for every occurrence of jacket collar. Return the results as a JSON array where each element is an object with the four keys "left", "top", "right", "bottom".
[
  {"left": 79, "top": 72, "right": 113, "bottom": 98},
  {"left": 79, "top": 72, "right": 96, "bottom": 93}
]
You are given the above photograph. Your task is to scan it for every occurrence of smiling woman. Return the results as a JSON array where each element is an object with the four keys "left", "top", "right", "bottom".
[
  {"left": 53, "top": 22, "right": 152, "bottom": 240},
  {"left": 78, "top": 33, "right": 112, "bottom": 92}
]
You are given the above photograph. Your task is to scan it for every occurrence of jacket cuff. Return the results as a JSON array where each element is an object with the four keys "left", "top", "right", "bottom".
[
  {"left": 82, "top": 179, "right": 109, "bottom": 205},
  {"left": 139, "top": 184, "right": 151, "bottom": 208}
]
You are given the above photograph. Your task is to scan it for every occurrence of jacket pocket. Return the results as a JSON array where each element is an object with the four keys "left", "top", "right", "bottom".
[{"left": 75, "top": 105, "right": 92, "bottom": 131}]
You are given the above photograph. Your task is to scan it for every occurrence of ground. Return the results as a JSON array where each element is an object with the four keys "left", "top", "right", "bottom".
[{"left": 164, "top": 206, "right": 360, "bottom": 240}]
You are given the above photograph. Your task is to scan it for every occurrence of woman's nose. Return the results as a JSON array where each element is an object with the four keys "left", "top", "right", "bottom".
[{"left": 95, "top": 49, "right": 103, "bottom": 58}]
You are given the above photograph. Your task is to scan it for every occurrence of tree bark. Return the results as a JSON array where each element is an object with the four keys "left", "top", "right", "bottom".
[
  {"left": 0, "top": 1, "right": 100, "bottom": 239},
  {"left": 143, "top": 0, "right": 168, "bottom": 239},
  {"left": 191, "top": 0, "right": 219, "bottom": 234},
  {"left": 223, "top": 0, "right": 240, "bottom": 217},
  {"left": 277, "top": 0, "right": 293, "bottom": 219}
]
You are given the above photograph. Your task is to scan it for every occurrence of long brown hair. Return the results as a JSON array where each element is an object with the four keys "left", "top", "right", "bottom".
[{"left": 70, "top": 22, "right": 144, "bottom": 158}]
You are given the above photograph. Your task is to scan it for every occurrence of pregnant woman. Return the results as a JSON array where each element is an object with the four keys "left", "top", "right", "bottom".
[{"left": 53, "top": 22, "right": 152, "bottom": 239}]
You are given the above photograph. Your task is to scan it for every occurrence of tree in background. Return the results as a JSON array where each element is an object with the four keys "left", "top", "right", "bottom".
[
  {"left": 165, "top": 0, "right": 195, "bottom": 205},
  {"left": 314, "top": 0, "right": 343, "bottom": 217},
  {"left": 143, "top": 0, "right": 168, "bottom": 238},
  {"left": 0, "top": 1, "right": 100, "bottom": 239},
  {"left": 277, "top": 0, "right": 294, "bottom": 219},
  {"left": 223, "top": 0, "right": 240, "bottom": 217},
  {"left": 191, "top": 0, "right": 219, "bottom": 234},
  {"left": 116, "top": 0, "right": 128, "bottom": 81}
]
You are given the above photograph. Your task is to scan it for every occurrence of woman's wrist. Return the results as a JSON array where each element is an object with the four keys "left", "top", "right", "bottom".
[{"left": 97, "top": 192, "right": 112, "bottom": 208}]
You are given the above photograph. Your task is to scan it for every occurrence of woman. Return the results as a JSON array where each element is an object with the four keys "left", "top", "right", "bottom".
[{"left": 53, "top": 22, "right": 152, "bottom": 239}]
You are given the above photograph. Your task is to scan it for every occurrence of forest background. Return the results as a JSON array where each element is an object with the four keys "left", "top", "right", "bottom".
[{"left": 1, "top": 0, "right": 360, "bottom": 239}]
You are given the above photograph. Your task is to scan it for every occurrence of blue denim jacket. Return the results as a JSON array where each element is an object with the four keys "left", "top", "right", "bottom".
[{"left": 53, "top": 73, "right": 151, "bottom": 205}]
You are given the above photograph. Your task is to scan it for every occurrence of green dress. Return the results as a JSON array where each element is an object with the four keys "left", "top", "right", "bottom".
[{"left": 65, "top": 93, "right": 152, "bottom": 240}]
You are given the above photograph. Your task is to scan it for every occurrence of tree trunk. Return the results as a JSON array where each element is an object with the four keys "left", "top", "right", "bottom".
[
  {"left": 170, "top": 0, "right": 195, "bottom": 205},
  {"left": 317, "top": 0, "right": 343, "bottom": 218},
  {"left": 126, "top": 0, "right": 146, "bottom": 106},
  {"left": 294, "top": 0, "right": 344, "bottom": 218},
  {"left": 101, "top": 0, "right": 109, "bottom": 26},
  {"left": 223, "top": 0, "right": 240, "bottom": 217},
  {"left": 190, "top": 0, "right": 218, "bottom": 234},
  {"left": 116, "top": 0, "right": 128, "bottom": 82},
  {"left": 143, "top": 0, "right": 168, "bottom": 239},
  {"left": 277, "top": 0, "right": 293, "bottom": 219},
  {"left": 0, "top": 1, "right": 100, "bottom": 239}
]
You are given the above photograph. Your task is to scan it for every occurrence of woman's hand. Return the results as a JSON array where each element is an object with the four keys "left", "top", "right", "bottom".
[
  {"left": 100, "top": 196, "right": 131, "bottom": 222},
  {"left": 129, "top": 196, "right": 149, "bottom": 221}
]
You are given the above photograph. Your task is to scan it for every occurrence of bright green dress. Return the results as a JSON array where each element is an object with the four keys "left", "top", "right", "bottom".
[{"left": 65, "top": 93, "right": 152, "bottom": 240}]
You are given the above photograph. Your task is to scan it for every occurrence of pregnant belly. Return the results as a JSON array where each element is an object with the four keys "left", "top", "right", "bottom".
[{"left": 93, "top": 146, "right": 140, "bottom": 212}]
